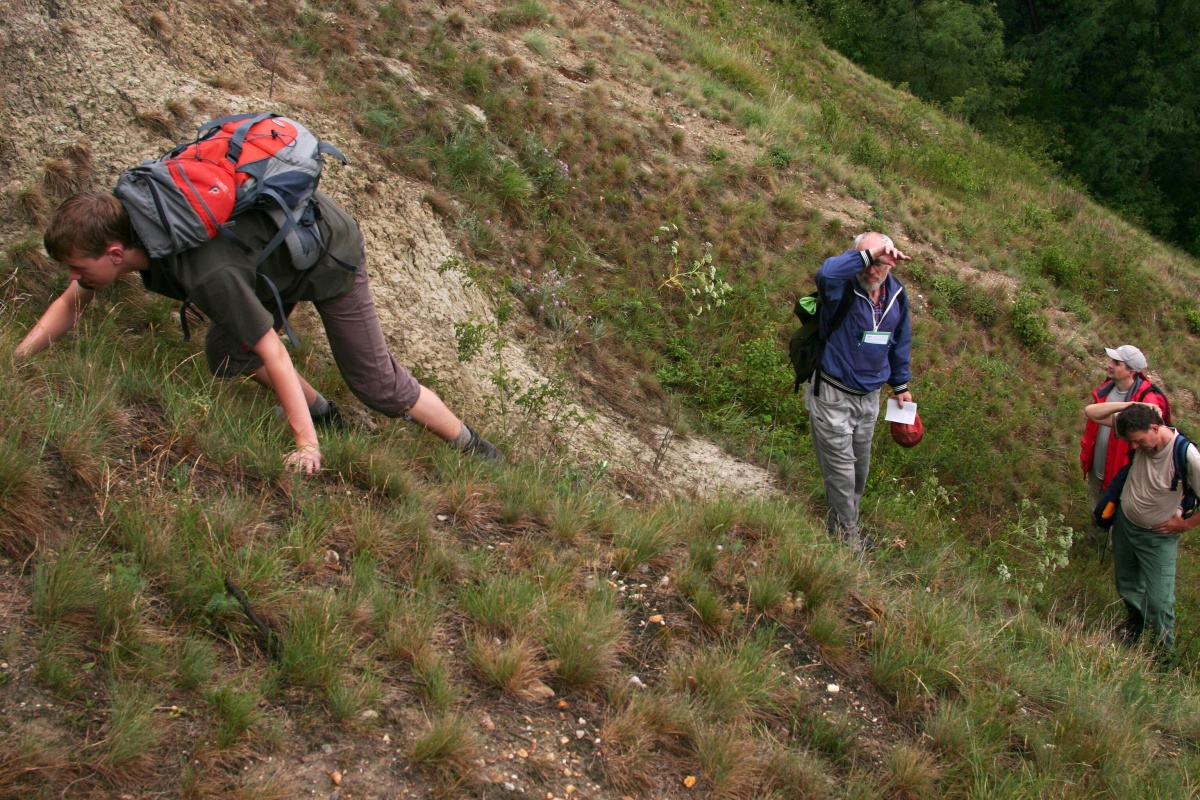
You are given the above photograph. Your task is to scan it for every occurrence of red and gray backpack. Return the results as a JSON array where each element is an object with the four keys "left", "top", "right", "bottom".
[{"left": 113, "top": 113, "right": 352, "bottom": 342}]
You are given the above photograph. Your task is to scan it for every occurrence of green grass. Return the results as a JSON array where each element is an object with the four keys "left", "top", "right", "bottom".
[
  {"left": 99, "top": 682, "right": 160, "bottom": 770},
  {"left": 206, "top": 682, "right": 261, "bottom": 748}
]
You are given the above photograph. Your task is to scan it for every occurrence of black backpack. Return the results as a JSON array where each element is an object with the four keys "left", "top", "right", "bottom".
[
  {"left": 1093, "top": 429, "right": 1198, "bottom": 530},
  {"left": 788, "top": 287, "right": 854, "bottom": 393}
]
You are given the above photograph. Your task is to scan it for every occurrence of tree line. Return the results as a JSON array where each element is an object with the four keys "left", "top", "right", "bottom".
[{"left": 792, "top": 0, "right": 1200, "bottom": 255}]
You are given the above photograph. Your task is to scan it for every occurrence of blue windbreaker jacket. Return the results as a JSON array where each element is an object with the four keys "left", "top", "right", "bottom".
[{"left": 815, "top": 249, "right": 912, "bottom": 395}]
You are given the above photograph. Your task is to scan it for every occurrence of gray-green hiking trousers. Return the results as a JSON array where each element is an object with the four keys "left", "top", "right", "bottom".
[
  {"left": 805, "top": 380, "right": 880, "bottom": 539},
  {"left": 1113, "top": 508, "right": 1179, "bottom": 654}
]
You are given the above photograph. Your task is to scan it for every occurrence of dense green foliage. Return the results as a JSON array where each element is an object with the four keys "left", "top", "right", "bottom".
[{"left": 798, "top": 0, "right": 1200, "bottom": 254}]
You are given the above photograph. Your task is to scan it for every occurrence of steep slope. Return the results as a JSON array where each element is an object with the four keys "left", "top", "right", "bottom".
[{"left": 1, "top": 0, "right": 775, "bottom": 498}]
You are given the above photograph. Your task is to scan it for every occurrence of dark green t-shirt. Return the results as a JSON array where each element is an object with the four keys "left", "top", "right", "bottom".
[{"left": 140, "top": 191, "right": 362, "bottom": 349}]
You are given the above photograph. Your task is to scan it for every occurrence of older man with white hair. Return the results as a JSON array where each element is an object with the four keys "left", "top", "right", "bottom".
[{"left": 805, "top": 231, "right": 914, "bottom": 552}]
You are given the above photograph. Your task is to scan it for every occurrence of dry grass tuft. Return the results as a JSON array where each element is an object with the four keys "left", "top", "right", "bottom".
[
  {"left": 600, "top": 693, "right": 694, "bottom": 793},
  {"left": 882, "top": 742, "right": 940, "bottom": 800},
  {"left": 149, "top": 10, "right": 172, "bottom": 38},
  {"left": 15, "top": 185, "right": 47, "bottom": 225},
  {"left": 136, "top": 109, "right": 176, "bottom": 138},
  {"left": 466, "top": 632, "right": 550, "bottom": 700},
  {"left": 408, "top": 714, "right": 480, "bottom": 788},
  {"left": 42, "top": 158, "right": 79, "bottom": 196},
  {"left": 0, "top": 730, "right": 71, "bottom": 798},
  {"left": 434, "top": 479, "right": 501, "bottom": 535},
  {"left": 166, "top": 98, "right": 191, "bottom": 120},
  {"left": 423, "top": 191, "right": 458, "bottom": 219},
  {"left": 62, "top": 141, "right": 92, "bottom": 175}
]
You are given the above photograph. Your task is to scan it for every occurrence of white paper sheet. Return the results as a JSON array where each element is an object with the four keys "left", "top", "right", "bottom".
[{"left": 884, "top": 398, "right": 917, "bottom": 424}]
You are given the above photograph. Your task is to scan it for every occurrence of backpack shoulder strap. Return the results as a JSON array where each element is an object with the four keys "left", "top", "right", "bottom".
[
  {"left": 822, "top": 283, "right": 855, "bottom": 343},
  {"left": 1140, "top": 382, "right": 1172, "bottom": 425},
  {"left": 1171, "top": 431, "right": 1191, "bottom": 492}
]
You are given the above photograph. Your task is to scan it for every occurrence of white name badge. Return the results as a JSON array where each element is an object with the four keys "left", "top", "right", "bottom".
[{"left": 862, "top": 330, "right": 891, "bottom": 346}]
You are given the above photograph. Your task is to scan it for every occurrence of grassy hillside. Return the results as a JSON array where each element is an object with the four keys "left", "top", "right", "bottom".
[{"left": 4, "top": 0, "right": 1200, "bottom": 797}]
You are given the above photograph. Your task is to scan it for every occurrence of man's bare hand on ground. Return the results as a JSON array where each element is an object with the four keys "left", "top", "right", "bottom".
[{"left": 284, "top": 446, "right": 322, "bottom": 475}]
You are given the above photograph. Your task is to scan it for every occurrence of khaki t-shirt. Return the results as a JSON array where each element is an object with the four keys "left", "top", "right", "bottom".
[
  {"left": 1121, "top": 431, "right": 1200, "bottom": 528},
  {"left": 140, "top": 191, "right": 362, "bottom": 349}
]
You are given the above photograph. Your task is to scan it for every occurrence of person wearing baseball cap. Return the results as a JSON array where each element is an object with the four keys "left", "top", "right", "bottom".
[{"left": 1080, "top": 344, "right": 1172, "bottom": 548}]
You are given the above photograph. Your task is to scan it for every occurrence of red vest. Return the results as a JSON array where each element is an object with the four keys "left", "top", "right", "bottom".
[{"left": 1080, "top": 376, "right": 1171, "bottom": 489}]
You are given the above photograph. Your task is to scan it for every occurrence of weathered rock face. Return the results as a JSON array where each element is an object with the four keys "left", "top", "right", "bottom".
[{"left": 1, "top": 0, "right": 776, "bottom": 497}]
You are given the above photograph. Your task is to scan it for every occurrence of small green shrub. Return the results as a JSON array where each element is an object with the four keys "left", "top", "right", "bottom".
[
  {"left": 1038, "top": 246, "right": 1082, "bottom": 287},
  {"left": 1011, "top": 292, "right": 1053, "bottom": 351},
  {"left": 706, "top": 145, "right": 730, "bottom": 164},
  {"left": 766, "top": 143, "right": 793, "bottom": 170},
  {"left": 970, "top": 291, "right": 1000, "bottom": 326}
]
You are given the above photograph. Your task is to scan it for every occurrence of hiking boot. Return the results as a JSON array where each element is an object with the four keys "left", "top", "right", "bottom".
[
  {"left": 837, "top": 529, "right": 876, "bottom": 556},
  {"left": 312, "top": 400, "right": 347, "bottom": 431},
  {"left": 461, "top": 424, "right": 505, "bottom": 464},
  {"left": 1116, "top": 614, "right": 1145, "bottom": 648},
  {"left": 275, "top": 400, "right": 348, "bottom": 431}
]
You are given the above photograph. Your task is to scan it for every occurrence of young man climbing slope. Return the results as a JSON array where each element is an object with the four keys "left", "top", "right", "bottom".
[{"left": 16, "top": 190, "right": 503, "bottom": 473}]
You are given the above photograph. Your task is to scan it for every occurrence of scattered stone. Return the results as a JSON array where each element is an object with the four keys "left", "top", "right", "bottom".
[
  {"left": 360, "top": 709, "right": 378, "bottom": 719},
  {"left": 480, "top": 712, "right": 497, "bottom": 730},
  {"left": 628, "top": 675, "right": 645, "bottom": 689},
  {"left": 321, "top": 744, "right": 334, "bottom": 755},
  {"left": 556, "top": 699, "right": 570, "bottom": 709},
  {"left": 331, "top": 770, "right": 342, "bottom": 785},
  {"left": 648, "top": 614, "right": 664, "bottom": 625},
  {"left": 575, "top": 730, "right": 586, "bottom": 739},
  {"left": 684, "top": 775, "right": 698, "bottom": 788},
  {"left": 524, "top": 679, "right": 556, "bottom": 701},
  {"left": 827, "top": 684, "right": 840, "bottom": 694},
  {"left": 517, "top": 748, "right": 530, "bottom": 758}
]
